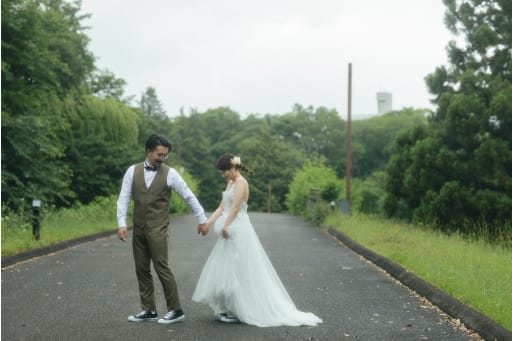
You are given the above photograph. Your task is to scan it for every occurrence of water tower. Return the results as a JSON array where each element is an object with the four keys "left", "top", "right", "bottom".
[{"left": 377, "top": 92, "right": 392, "bottom": 114}]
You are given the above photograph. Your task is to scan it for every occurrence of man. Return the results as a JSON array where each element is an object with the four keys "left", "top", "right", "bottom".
[{"left": 117, "top": 134, "right": 208, "bottom": 324}]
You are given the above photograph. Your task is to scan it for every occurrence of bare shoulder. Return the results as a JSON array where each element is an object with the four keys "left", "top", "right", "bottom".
[
  {"left": 233, "top": 176, "right": 249, "bottom": 190},
  {"left": 236, "top": 176, "right": 248, "bottom": 186}
]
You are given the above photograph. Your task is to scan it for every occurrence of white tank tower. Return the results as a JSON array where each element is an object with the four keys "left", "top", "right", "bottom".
[{"left": 376, "top": 92, "right": 392, "bottom": 115}]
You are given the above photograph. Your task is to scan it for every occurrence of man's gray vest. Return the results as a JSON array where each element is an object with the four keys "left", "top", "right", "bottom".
[{"left": 132, "top": 163, "right": 171, "bottom": 228}]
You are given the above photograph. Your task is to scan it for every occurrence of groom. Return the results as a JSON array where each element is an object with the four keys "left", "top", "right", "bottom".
[{"left": 117, "top": 134, "right": 208, "bottom": 324}]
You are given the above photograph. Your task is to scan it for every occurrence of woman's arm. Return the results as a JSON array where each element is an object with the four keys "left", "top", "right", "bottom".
[
  {"left": 206, "top": 181, "right": 231, "bottom": 226},
  {"left": 207, "top": 200, "right": 224, "bottom": 227}
]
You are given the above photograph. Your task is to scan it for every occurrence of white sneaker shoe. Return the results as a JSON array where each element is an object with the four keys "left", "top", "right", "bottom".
[
  {"left": 157, "top": 310, "right": 186, "bottom": 324},
  {"left": 218, "top": 312, "right": 239, "bottom": 323}
]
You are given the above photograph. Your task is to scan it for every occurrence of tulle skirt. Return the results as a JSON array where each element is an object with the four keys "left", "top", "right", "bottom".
[{"left": 192, "top": 212, "right": 322, "bottom": 327}]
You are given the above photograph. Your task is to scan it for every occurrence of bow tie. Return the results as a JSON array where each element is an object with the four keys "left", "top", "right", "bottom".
[{"left": 144, "top": 165, "right": 158, "bottom": 172}]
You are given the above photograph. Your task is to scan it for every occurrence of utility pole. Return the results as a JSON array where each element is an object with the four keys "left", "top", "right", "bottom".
[{"left": 346, "top": 63, "right": 352, "bottom": 214}]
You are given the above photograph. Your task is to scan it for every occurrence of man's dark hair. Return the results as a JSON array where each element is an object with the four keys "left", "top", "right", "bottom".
[{"left": 145, "top": 135, "right": 172, "bottom": 152}]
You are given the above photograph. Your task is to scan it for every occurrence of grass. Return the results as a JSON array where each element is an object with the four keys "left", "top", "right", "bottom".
[
  {"left": 1, "top": 196, "right": 120, "bottom": 257},
  {"left": 1, "top": 193, "right": 190, "bottom": 257},
  {"left": 325, "top": 212, "right": 512, "bottom": 331}
]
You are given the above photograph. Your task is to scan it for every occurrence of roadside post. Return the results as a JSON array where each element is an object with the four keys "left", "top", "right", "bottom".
[{"left": 32, "top": 199, "right": 42, "bottom": 240}]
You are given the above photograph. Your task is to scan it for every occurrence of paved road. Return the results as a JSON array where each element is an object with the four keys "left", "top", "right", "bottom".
[{"left": 2, "top": 213, "right": 477, "bottom": 341}]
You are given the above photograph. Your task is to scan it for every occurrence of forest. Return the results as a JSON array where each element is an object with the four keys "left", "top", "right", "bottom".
[{"left": 2, "top": 0, "right": 511, "bottom": 240}]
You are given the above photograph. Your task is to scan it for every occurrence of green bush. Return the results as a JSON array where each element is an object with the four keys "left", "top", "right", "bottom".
[
  {"left": 286, "top": 162, "right": 341, "bottom": 217},
  {"left": 320, "top": 182, "right": 340, "bottom": 202},
  {"left": 1, "top": 202, "right": 33, "bottom": 232},
  {"left": 309, "top": 201, "right": 332, "bottom": 225},
  {"left": 336, "top": 171, "right": 387, "bottom": 216},
  {"left": 286, "top": 164, "right": 387, "bottom": 223},
  {"left": 413, "top": 181, "right": 512, "bottom": 241}
]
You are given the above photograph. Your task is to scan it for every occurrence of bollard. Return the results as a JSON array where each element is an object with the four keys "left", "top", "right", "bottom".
[{"left": 32, "top": 199, "right": 42, "bottom": 241}]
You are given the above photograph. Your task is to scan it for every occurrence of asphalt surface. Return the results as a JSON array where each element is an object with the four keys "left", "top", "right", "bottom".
[{"left": 2, "top": 213, "right": 479, "bottom": 341}]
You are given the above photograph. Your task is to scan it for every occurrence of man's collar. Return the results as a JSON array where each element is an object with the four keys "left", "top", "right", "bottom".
[{"left": 144, "top": 160, "right": 158, "bottom": 171}]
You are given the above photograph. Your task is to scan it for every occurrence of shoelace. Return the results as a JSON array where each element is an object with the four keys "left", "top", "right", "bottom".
[
  {"left": 163, "top": 311, "right": 175, "bottom": 319},
  {"left": 136, "top": 311, "right": 150, "bottom": 317}
]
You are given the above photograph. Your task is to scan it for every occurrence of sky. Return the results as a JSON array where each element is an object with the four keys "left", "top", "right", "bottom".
[{"left": 80, "top": 0, "right": 453, "bottom": 119}]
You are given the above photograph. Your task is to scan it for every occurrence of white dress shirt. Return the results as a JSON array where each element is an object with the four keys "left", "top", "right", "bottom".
[{"left": 116, "top": 162, "right": 207, "bottom": 227}]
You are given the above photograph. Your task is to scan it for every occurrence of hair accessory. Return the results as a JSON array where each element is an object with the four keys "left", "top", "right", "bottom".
[{"left": 231, "top": 156, "right": 241, "bottom": 166}]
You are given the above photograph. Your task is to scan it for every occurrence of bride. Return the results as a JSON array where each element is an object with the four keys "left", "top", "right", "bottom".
[{"left": 192, "top": 154, "right": 322, "bottom": 327}]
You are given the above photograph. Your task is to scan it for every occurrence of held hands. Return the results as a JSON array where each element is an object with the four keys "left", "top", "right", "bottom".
[{"left": 197, "top": 223, "right": 209, "bottom": 236}]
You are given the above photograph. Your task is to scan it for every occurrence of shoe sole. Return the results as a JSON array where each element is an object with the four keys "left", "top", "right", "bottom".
[
  {"left": 128, "top": 317, "right": 158, "bottom": 322},
  {"left": 157, "top": 315, "right": 186, "bottom": 324}
]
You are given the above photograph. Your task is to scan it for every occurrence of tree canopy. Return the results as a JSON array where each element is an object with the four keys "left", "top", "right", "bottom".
[
  {"left": 385, "top": 0, "right": 512, "bottom": 234},
  {"left": 2, "top": 0, "right": 94, "bottom": 206}
]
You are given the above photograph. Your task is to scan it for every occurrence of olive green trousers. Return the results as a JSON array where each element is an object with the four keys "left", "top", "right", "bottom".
[{"left": 132, "top": 224, "right": 181, "bottom": 312}]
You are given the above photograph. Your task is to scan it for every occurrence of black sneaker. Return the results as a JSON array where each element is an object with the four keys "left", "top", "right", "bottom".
[
  {"left": 218, "top": 312, "right": 239, "bottom": 323},
  {"left": 157, "top": 309, "right": 186, "bottom": 324},
  {"left": 128, "top": 310, "right": 158, "bottom": 322}
]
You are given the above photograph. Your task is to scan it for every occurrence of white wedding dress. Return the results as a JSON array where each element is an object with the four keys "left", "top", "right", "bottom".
[{"left": 192, "top": 185, "right": 322, "bottom": 327}]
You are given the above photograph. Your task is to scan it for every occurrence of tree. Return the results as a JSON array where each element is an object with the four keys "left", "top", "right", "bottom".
[
  {"left": 2, "top": 0, "right": 94, "bottom": 208},
  {"left": 139, "top": 86, "right": 166, "bottom": 118},
  {"left": 352, "top": 108, "right": 428, "bottom": 177},
  {"left": 137, "top": 86, "right": 173, "bottom": 146},
  {"left": 167, "top": 107, "right": 308, "bottom": 211},
  {"left": 170, "top": 111, "right": 217, "bottom": 208},
  {"left": 61, "top": 96, "right": 140, "bottom": 204},
  {"left": 386, "top": 0, "right": 512, "bottom": 234},
  {"left": 238, "top": 123, "right": 307, "bottom": 212},
  {"left": 88, "top": 69, "right": 131, "bottom": 103},
  {"left": 271, "top": 104, "right": 346, "bottom": 177}
]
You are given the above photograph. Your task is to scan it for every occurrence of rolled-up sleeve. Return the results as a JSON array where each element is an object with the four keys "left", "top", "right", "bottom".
[{"left": 167, "top": 168, "right": 207, "bottom": 224}]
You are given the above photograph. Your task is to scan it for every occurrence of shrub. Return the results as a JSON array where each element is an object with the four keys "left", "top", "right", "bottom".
[
  {"left": 286, "top": 162, "right": 342, "bottom": 217},
  {"left": 309, "top": 201, "right": 332, "bottom": 226}
]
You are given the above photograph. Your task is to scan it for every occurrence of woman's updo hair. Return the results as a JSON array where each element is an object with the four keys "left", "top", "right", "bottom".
[{"left": 216, "top": 153, "right": 254, "bottom": 175}]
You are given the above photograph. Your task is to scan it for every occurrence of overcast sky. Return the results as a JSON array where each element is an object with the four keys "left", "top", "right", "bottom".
[{"left": 80, "top": 0, "right": 453, "bottom": 119}]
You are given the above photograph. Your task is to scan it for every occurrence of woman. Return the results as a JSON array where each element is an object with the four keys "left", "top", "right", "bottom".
[{"left": 192, "top": 154, "right": 322, "bottom": 327}]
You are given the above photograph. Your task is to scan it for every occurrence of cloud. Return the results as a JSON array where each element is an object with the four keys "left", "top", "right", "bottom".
[{"left": 81, "top": 0, "right": 452, "bottom": 118}]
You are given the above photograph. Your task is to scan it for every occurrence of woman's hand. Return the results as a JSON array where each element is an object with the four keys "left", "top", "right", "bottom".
[{"left": 222, "top": 228, "right": 229, "bottom": 239}]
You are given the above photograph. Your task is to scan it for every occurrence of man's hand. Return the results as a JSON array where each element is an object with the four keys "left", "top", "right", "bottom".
[
  {"left": 118, "top": 227, "right": 128, "bottom": 242},
  {"left": 197, "top": 223, "right": 209, "bottom": 236}
]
